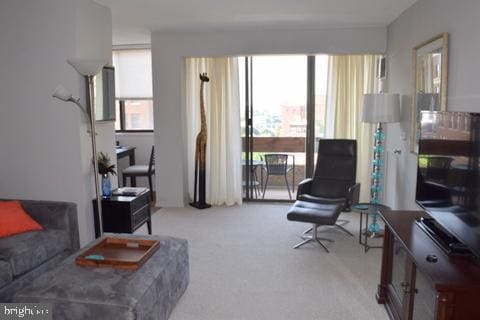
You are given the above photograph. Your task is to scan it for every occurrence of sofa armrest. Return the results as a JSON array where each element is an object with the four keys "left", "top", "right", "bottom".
[
  {"left": 297, "top": 178, "right": 313, "bottom": 199},
  {"left": 19, "top": 200, "right": 80, "bottom": 252},
  {"left": 345, "top": 183, "right": 361, "bottom": 211}
]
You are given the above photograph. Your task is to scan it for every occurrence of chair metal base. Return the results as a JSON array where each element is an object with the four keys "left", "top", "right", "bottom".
[
  {"left": 293, "top": 224, "right": 334, "bottom": 253},
  {"left": 302, "top": 222, "right": 354, "bottom": 237}
]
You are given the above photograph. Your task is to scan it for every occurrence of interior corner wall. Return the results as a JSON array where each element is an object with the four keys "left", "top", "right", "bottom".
[
  {"left": 385, "top": 0, "right": 480, "bottom": 209},
  {"left": 151, "top": 27, "right": 387, "bottom": 207},
  {"left": 0, "top": 0, "right": 112, "bottom": 246}
]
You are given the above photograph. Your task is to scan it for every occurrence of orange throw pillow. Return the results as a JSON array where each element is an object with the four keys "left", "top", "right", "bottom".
[{"left": 0, "top": 201, "right": 43, "bottom": 238}]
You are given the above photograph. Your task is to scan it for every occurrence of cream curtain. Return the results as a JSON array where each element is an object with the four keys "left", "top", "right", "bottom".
[
  {"left": 185, "top": 57, "right": 243, "bottom": 206},
  {"left": 417, "top": 54, "right": 435, "bottom": 93},
  {"left": 327, "top": 55, "right": 380, "bottom": 202}
]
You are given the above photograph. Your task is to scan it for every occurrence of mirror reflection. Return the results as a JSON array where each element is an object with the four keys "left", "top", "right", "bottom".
[{"left": 411, "top": 33, "right": 449, "bottom": 153}]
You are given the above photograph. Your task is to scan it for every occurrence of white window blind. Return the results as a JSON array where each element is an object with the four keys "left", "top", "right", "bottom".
[{"left": 113, "top": 49, "right": 153, "bottom": 99}]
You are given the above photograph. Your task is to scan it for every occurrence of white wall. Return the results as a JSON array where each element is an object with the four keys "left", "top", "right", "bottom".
[
  {"left": 116, "top": 132, "right": 155, "bottom": 188},
  {"left": 385, "top": 0, "right": 480, "bottom": 209},
  {"left": 151, "top": 27, "right": 387, "bottom": 206},
  {"left": 0, "top": 0, "right": 112, "bottom": 245}
]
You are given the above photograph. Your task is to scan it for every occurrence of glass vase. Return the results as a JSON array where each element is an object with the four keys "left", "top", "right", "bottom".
[{"left": 101, "top": 173, "right": 112, "bottom": 198}]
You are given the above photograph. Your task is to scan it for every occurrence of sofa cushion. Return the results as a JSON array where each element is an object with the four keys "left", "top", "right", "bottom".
[
  {"left": 0, "top": 230, "right": 69, "bottom": 276},
  {"left": 0, "top": 260, "right": 13, "bottom": 288},
  {"left": 0, "top": 201, "right": 43, "bottom": 238}
]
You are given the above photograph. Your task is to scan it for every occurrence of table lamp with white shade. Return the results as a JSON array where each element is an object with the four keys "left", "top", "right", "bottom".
[
  {"left": 53, "top": 59, "right": 106, "bottom": 236},
  {"left": 362, "top": 93, "right": 400, "bottom": 235}
]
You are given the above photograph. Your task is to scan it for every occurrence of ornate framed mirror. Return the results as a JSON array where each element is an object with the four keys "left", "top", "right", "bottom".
[{"left": 411, "top": 33, "right": 449, "bottom": 153}]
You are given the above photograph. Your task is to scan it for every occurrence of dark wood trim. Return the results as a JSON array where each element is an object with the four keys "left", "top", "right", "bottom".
[
  {"left": 419, "top": 139, "right": 471, "bottom": 156},
  {"left": 119, "top": 100, "right": 126, "bottom": 130},
  {"left": 116, "top": 129, "right": 154, "bottom": 133},
  {"left": 377, "top": 224, "right": 392, "bottom": 304},
  {"left": 435, "top": 292, "right": 455, "bottom": 319},
  {"left": 242, "top": 137, "right": 306, "bottom": 153}
]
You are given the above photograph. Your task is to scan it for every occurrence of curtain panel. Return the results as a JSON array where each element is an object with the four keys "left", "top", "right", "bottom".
[
  {"left": 327, "top": 55, "right": 381, "bottom": 203},
  {"left": 185, "top": 57, "right": 243, "bottom": 206}
]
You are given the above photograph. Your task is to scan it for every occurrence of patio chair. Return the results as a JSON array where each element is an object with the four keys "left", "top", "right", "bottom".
[{"left": 262, "top": 153, "right": 294, "bottom": 200}]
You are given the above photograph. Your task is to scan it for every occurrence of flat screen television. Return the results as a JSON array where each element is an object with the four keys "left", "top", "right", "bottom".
[{"left": 416, "top": 110, "right": 480, "bottom": 258}]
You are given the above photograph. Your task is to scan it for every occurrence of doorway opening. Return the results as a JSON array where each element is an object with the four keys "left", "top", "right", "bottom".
[{"left": 240, "top": 55, "right": 329, "bottom": 201}]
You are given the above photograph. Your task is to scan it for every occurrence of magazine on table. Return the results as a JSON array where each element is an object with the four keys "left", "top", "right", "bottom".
[{"left": 112, "top": 187, "right": 147, "bottom": 196}]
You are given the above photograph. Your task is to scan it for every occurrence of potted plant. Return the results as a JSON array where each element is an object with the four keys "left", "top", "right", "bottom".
[{"left": 97, "top": 152, "right": 116, "bottom": 197}]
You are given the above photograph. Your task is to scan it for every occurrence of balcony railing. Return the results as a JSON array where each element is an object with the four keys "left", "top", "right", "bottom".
[
  {"left": 243, "top": 137, "right": 305, "bottom": 153},
  {"left": 243, "top": 137, "right": 311, "bottom": 199}
]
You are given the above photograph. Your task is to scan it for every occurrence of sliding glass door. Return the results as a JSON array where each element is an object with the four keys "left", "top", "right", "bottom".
[{"left": 241, "top": 55, "right": 328, "bottom": 201}]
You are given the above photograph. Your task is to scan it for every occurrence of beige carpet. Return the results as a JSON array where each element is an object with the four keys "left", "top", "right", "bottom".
[{"left": 136, "top": 203, "right": 388, "bottom": 320}]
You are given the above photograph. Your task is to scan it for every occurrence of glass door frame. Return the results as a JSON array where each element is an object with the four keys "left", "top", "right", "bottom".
[
  {"left": 244, "top": 56, "right": 256, "bottom": 200},
  {"left": 305, "top": 55, "right": 316, "bottom": 178}
]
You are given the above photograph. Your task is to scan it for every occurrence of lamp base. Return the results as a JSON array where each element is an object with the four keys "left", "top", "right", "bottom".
[
  {"left": 189, "top": 202, "right": 211, "bottom": 210},
  {"left": 368, "top": 221, "right": 381, "bottom": 233},
  {"left": 363, "top": 228, "right": 384, "bottom": 239}
]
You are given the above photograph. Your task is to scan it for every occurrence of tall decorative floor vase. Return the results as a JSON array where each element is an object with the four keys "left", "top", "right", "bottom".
[{"left": 190, "top": 73, "right": 211, "bottom": 209}]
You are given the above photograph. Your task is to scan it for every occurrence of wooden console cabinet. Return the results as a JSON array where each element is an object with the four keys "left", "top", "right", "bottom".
[{"left": 377, "top": 210, "right": 480, "bottom": 320}]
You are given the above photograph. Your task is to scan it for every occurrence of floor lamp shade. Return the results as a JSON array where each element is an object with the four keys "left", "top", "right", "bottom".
[
  {"left": 67, "top": 59, "right": 106, "bottom": 76},
  {"left": 362, "top": 93, "right": 400, "bottom": 124}
]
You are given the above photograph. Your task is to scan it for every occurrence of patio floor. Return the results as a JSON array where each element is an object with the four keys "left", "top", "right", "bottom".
[{"left": 244, "top": 186, "right": 296, "bottom": 201}]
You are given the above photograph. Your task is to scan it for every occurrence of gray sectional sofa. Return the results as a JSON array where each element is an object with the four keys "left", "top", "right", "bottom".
[{"left": 0, "top": 199, "right": 79, "bottom": 301}]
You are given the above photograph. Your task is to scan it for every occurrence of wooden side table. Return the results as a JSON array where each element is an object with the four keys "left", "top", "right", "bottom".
[{"left": 93, "top": 189, "right": 152, "bottom": 238}]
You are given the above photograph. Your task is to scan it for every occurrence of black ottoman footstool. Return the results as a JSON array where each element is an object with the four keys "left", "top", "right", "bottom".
[{"left": 287, "top": 200, "right": 351, "bottom": 252}]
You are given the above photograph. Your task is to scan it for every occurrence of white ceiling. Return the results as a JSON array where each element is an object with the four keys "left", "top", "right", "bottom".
[{"left": 95, "top": 0, "right": 417, "bottom": 45}]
